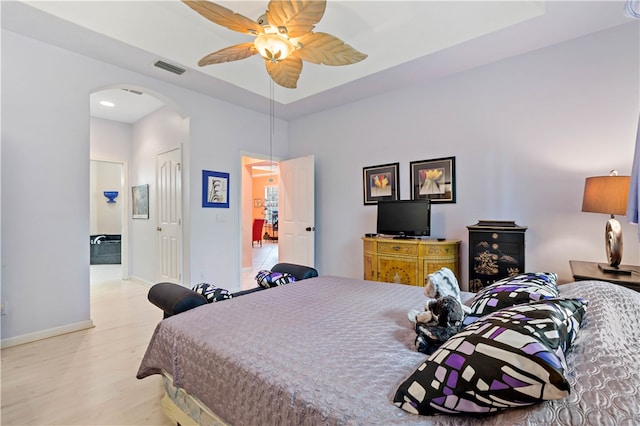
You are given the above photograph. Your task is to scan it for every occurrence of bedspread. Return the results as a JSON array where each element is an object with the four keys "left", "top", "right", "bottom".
[{"left": 137, "top": 276, "right": 640, "bottom": 425}]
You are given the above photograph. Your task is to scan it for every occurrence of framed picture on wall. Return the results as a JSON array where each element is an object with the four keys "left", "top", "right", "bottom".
[
  {"left": 202, "top": 170, "right": 230, "bottom": 208},
  {"left": 410, "top": 156, "right": 456, "bottom": 203},
  {"left": 132, "top": 184, "right": 149, "bottom": 219},
  {"left": 362, "top": 162, "right": 400, "bottom": 205}
]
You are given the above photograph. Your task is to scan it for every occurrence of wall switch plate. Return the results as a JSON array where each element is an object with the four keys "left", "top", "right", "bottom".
[{"left": 1, "top": 302, "right": 7, "bottom": 315}]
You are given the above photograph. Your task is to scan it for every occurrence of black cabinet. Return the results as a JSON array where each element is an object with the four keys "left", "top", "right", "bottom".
[{"left": 467, "top": 221, "right": 527, "bottom": 292}]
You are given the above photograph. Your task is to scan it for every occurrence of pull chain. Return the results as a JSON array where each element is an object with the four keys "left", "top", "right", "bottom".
[{"left": 270, "top": 79, "right": 274, "bottom": 171}]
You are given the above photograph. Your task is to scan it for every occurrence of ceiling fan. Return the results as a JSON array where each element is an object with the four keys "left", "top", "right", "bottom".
[{"left": 182, "top": 0, "right": 368, "bottom": 89}]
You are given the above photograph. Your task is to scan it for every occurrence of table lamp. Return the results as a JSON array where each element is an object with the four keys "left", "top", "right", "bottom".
[{"left": 581, "top": 171, "right": 631, "bottom": 274}]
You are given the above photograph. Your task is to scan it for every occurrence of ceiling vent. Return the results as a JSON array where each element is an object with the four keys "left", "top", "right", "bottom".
[
  {"left": 121, "top": 88, "right": 143, "bottom": 95},
  {"left": 154, "top": 60, "right": 185, "bottom": 75}
]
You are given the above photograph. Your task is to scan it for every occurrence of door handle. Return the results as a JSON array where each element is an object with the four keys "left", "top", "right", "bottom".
[
  {"left": 305, "top": 226, "right": 315, "bottom": 232},
  {"left": 156, "top": 226, "right": 162, "bottom": 231}
]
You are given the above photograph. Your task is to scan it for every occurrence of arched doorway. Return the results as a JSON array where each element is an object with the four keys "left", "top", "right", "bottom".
[{"left": 89, "top": 85, "right": 188, "bottom": 293}]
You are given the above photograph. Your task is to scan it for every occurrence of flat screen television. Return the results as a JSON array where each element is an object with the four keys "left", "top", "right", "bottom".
[{"left": 376, "top": 199, "right": 431, "bottom": 238}]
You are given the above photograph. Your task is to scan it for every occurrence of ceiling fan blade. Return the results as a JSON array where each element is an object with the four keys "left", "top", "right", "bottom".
[
  {"left": 266, "top": 0, "right": 326, "bottom": 38},
  {"left": 294, "top": 32, "right": 367, "bottom": 65},
  {"left": 198, "top": 42, "right": 258, "bottom": 66},
  {"left": 182, "top": 0, "right": 264, "bottom": 35},
  {"left": 265, "top": 56, "right": 303, "bottom": 89}
]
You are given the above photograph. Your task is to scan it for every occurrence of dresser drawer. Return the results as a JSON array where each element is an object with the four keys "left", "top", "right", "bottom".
[
  {"left": 418, "top": 242, "right": 457, "bottom": 258},
  {"left": 377, "top": 242, "right": 418, "bottom": 256}
]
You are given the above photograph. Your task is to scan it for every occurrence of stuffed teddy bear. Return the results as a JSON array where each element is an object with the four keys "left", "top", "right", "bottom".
[
  {"left": 413, "top": 295, "right": 464, "bottom": 355},
  {"left": 424, "top": 267, "right": 471, "bottom": 314},
  {"left": 407, "top": 267, "right": 470, "bottom": 324}
]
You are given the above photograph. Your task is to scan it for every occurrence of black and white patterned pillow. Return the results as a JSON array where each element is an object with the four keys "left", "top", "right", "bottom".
[
  {"left": 394, "top": 298, "right": 587, "bottom": 416},
  {"left": 463, "top": 272, "right": 559, "bottom": 326},
  {"left": 255, "top": 270, "right": 297, "bottom": 289},
  {"left": 191, "top": 283, "right": 233, "bottom": 303}
]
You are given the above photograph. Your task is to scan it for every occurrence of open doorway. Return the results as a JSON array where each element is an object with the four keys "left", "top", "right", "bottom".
[
  {"left": 89, "top": 86, "right": 163, "bottom": 288},
  {"left": 241, "top": 155, "right": 279, "bottom": 290},
  {"left": 90, "top": 86, "right": 189, "bottom": 290},
  {"left": 89, "top": 159, "right": 126, "bottom": 285}
]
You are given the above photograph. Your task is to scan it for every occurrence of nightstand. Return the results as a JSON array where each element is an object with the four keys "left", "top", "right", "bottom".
[{"left": 569, "top": 260, "right": 640, "bottom": 292}]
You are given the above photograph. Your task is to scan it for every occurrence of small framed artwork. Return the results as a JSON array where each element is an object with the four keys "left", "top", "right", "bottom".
[
  {"left": 202, "top": 170, "right": 230, "bottom": 208},
  {"left": 410, "top": 156, "right": 456, "bottom": 203},
  {"left": 254, "top": 198, "right": 263, "bottom": 208},
  {"left": 363, "top": 162, "right": 400, "bottom": 205},
  {"left": 132, "top": 184, "right": 149, "bottom": 219}
]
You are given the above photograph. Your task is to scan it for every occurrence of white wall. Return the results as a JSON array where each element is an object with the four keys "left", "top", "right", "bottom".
[
  {"left": 2, "top": 19, "right": 637, "bottom": 344},
  {"left": 289, "top": 22, "right": 640, "bottom": 288},
  {"left": 90, "top": 117, "right": 131, "bottom": 161},
  {"left": 89, "top": 161, "right": 122, "bottom": 235},
  {"left": 2, "top": 30, "right": 94, "bottom": 342},
  {"left": 185, "top": 99, "right": 288, "bottom": 290},
  {"left": 1, "top": 29, "right": 287, "bottom": 344},
  {"left": 90, "top": 118, "right": 131, "bottom": 236},
  {"left": 129, "top": 106, "right": 186, "bottom": 284}
]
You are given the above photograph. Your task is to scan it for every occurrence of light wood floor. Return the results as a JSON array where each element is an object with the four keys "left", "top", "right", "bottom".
[
  {"left": 1, "top": 265, "right": 173, "bottom": 425},
  {"left": 1, "top": 244, "right": 278, "bottom": 425}
]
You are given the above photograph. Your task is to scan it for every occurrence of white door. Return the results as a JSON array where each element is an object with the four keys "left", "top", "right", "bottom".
[
  {"left": 157, "top": 148, "right": 182, "bottom": 284},
  {"left": 278, "top": 155, "right": 315, "bottom": 267}
]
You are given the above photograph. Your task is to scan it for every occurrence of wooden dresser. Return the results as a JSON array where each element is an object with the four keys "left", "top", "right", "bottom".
[{"left": 362, "top": 236, "right": 460, "bottom": 286}]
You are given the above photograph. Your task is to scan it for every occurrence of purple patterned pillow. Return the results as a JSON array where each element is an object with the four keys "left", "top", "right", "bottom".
[
  {"left": 191, "top": 283, "right": 233, "bottom": 303},
  {"left": 255, "top": 270, "right": 297, "bottom": 289},
  {"left": 394, "top": 298, "right": 587, "bottom": 416},
  {"left": 463, "top": 272, "right": 559, "bottom": 326}
]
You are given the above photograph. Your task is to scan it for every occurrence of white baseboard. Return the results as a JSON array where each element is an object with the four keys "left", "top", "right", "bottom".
[
  {"left": 128, "top": 275, "right": 155, "bottom": 287},
  {"left": 1, "top": 320, "right": 95, "bottom": 349}
]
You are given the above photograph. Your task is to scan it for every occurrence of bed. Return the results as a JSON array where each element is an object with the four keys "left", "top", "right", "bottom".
[{"left": 137, "top": 275, "right": 640, "bottom": 425}]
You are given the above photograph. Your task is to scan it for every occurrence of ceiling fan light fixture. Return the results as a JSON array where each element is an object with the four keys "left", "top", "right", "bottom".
[
  {"left": 254, "top": 33, "right": 295, "bottom": 62},
  {"left": 182, "top": 0, "right": 367, "bottom": 88}
]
